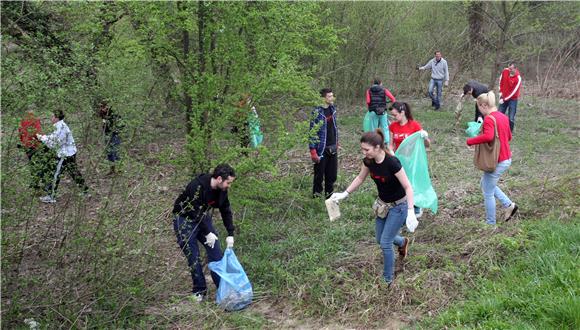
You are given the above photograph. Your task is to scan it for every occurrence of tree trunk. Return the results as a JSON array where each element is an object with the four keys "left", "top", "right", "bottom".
[
  {"left": 489, "top": 1, "right": 511, "bottom": 90},
  {"left": 178, "top": 1, "right": 193, "bottom": 132},
  {"left": 467, "top": 1, "right": 485, "bottom": 73}
]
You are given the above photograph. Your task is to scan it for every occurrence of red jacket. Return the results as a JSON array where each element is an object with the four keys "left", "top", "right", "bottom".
[
  {"left": 499, "top": 68, "right": 522, "bottom": 101},
  {"left": 467, "top": 111, "right": 512, "bottom": 162},
  {"left": 18, "top": 113, "right": 42, "bottom": 149}
]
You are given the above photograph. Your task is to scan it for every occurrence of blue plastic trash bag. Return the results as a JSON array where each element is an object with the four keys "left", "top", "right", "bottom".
[
  {"left": 248, "top": 107, "right": 263, "bottom": 148},
  {"left": 208, "top": 248, "right": 253, "bottom": 311},
  {"left": 465, "top": 121, "right": 482, "bottom": 137},
  {"left": 363, "top": 111, "right": 389, "bottom": 143},
  {"left": 394, "top": 131, "right": 438, "bottom": 214}
]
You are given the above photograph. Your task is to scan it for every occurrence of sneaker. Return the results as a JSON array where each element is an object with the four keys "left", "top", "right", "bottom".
[
  {"left": 504, "top": 203, "right": 518, "bottom": 222},
  {"left": 192, "top": 292, "right": 205, "bottom": 303},
  {"left": 398, "top": 237, "right": 409, "bottom": 259},
  {"left": 39, "top": 195, "right": 56, "bottom": 204},
  {"left": 415, "top": 208, "right": 423, "bottom": 219}
]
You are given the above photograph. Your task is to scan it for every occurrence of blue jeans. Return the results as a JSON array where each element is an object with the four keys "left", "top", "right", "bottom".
[
  {"left": 375, "top": 202, "right": 407, "bottom": 283},
  {"left": 481, "top": 159, "right": 513, "bottom": 225},
  {"left": 498, "top": 99, "right": 517, "bottom": 132},
  {"left": 173, "top": 214, "right": 223, "bottom": 294},
  {"left": 106, "top": 133, "right": 121, "bottom": 162},
  {"left": 428, "top": 79, "right": 443, "bottom": 109}
]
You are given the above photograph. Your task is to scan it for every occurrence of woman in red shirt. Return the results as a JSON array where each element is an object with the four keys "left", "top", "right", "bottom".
[
  {"left": 466, "top": 91, "right": 518, "bottom": 226},
  {"left": 388, "top": 102, "right": 430, "bottom": 153}
]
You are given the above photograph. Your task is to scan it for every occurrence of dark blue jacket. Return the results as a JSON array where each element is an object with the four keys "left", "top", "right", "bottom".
[{"left": 309, "top": 105, "right": 338, "bottom": 157}]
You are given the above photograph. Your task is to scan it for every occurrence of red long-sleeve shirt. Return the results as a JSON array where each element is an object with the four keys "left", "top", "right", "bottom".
[
  {"left": 366, "top": 88, "right": 396, "bottom": 106},
  {"left": 467, "top": 111, "right": 512, "bottom": 162}
]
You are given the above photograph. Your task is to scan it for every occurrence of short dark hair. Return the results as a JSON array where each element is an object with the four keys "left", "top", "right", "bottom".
[
  {"left": 212, "top": 163, "right": 236, "bottom": 180},
  {"left": 508, "top": 61, "right": 516, "bottom": 67},
  {"left": 373, "top": 78, "right": 382, "bottom": 85},
  {"left": 435, "top": 50, "right": 441, "bottom": 55},
  {"left": 320, "top": 88, "right": 333, "bottom": 98},
  {"left": 463, "top": 84, "right": 473, "bottom": 96},
  {"left": 54, "top": 110, "right": 65, "bottom": 120}
]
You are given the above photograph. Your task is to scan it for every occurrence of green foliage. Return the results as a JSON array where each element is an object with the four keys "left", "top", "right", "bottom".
[{"left": 2, "top": 1, "right": 580, "bottom": 329}]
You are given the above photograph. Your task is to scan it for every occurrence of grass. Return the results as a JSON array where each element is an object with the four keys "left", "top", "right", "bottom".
[
  {"left": 425, "top": 219, "right": 580, "bottom": 329},
  {"left": 2, "top": 95, "right": 579, "bottom": 328}
]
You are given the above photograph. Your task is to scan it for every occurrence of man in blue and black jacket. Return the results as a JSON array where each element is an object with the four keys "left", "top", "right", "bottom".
[
  {"left": 309, "top": 88, "right": 339, "bottom": 199},
  {"left": 172, "top": 164, "right": 236, "bottom": 301}
]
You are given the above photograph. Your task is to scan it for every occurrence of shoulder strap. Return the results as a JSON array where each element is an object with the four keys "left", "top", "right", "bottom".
[{"left": 489, "top": 114, "right": 499, "bottom": 138}]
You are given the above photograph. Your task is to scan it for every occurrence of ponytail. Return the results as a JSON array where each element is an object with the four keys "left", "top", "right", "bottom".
[
  {"left": 476, "top": 91, "right": 496, "bottom": 108},
  {"left": 390, "top": 102, "right": 414, "bottom": 121}
]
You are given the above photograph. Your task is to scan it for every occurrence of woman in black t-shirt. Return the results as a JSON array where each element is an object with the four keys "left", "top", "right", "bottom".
[{"left": 330, "top": 129, "right": 418, "bottom": 286}]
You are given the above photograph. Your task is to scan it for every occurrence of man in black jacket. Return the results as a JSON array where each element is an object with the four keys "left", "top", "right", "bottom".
[
  {"left": 462, "top": 80, "right": 489, "bottom": 122},
  {"left": 172, "top": 164, "right": 236, "bottom": 301}
]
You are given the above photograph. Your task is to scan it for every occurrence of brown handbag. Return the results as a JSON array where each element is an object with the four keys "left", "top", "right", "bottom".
[{"left": 473, "top": 115, "right": 500, "bottom": 172}]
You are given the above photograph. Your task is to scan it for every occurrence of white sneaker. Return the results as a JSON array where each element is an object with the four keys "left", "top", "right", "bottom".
[
  {"left": 504, "top": 203, "right": 518, "bottom": 222},
  {"left": 39, "top": 195, "right": 56, "bottom": 204},
  {"left": 192, "top": 292, "right": 205, "bottom": 303}
]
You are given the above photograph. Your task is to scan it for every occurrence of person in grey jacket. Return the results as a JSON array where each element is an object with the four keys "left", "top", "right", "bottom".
[
  {"left": 462, "top": 80, "right": 489, "bottom": 122},
  {"left": 418, "top": 51, "right": 449, "bottom": 110}
]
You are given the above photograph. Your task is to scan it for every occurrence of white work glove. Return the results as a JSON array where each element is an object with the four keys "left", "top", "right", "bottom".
[
  {"left": 444, "top": 81, "right": 449, "bottom": 87},
  {"left": 330, "top": 191, "right": 349, "bottom": 202},
  {"left": 204, "top": 233, "right": 218, "bottom": 249},
  {"left": 226, "top": 236, "right": 234, "bottom": 248},
  {"left": 406, "top": 209, "right": 419, "bottom": 233},
  {"left": 477, "top": 117, "right": 484, "bottom": 123},
  {"left": 419, "top": 130, "right": 429, "bottom": 139},
  {"left": 36, "top": 134, "right": 46, "bottom": 142},
  {"left": 499, "top": 98, "right": 504, "bottom": 105}
]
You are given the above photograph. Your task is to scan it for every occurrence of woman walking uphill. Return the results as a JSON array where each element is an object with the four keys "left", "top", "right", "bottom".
[
  {"left": 467, "top": 91, "right": 518, "bottom": 226},
  {"left": 330, "top": 129, "right": 418, "bottom": 286}
]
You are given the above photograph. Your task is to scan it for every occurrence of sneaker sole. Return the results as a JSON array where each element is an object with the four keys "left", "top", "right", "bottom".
[{"left": 505, "top": 205, "right": 519, "bottom": 222}]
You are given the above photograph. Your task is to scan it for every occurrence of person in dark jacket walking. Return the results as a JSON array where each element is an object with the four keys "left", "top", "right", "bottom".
[
  {"left": 309, "top": 88, "right": 339, "bottom": 199},
  {"left": 172, "top": 164, "right": 237, "bottom": 301},
  {"left": 462, "top": 80, "right": 489, "bottom": 122},
  {"left": 98, "top": 101, "right": 123, "bottom": 175},
  {"left": 364, "top": 78, "right": 396, "bottom": 144}
]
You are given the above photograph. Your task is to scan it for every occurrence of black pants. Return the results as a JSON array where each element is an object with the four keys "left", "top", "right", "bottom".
[
  {"left": 474, "top": 104, "right": 483, "bottom": 122},
  {"left": 46, "top": 154, "right": 88, "bottom": 197},
  {"left": 312, "top": 148, "right": 338, "bottom": 198}
]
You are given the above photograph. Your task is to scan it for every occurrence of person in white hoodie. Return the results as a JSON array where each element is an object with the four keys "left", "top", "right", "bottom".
[{"left": 37, "top": 110, "right": 89, "bottom": 203}]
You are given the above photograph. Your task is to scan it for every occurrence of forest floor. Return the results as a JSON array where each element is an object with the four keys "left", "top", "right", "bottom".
[{"left": 2, "top": 95, "right": 578, "bottom": 329}]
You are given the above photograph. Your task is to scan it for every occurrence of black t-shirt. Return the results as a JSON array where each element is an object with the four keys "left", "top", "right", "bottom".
[
  {"left": 363, "top": 155, "right": 406, "bottom": 202},
  {"left": 324, "top": 106, "right": 336, "bottom": 147}
]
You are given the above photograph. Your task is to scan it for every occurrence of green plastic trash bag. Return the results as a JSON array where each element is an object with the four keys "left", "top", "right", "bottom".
[
  {"left": 363, "top": 111, "right": 389, "bottom": 143},
  {"left": 248, "top": 107, "right": 263, "bottom": 148},
  {"left": 394, "top": 131, "right": 438, "bottom": 214},
  {"left": 465, "top": 121, "right": 482, "bottom": 137}
]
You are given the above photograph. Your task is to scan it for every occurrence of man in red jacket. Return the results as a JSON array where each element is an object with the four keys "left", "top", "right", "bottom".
[{"left": 498, "top": 62, "right": 522, "bottom": 132}]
